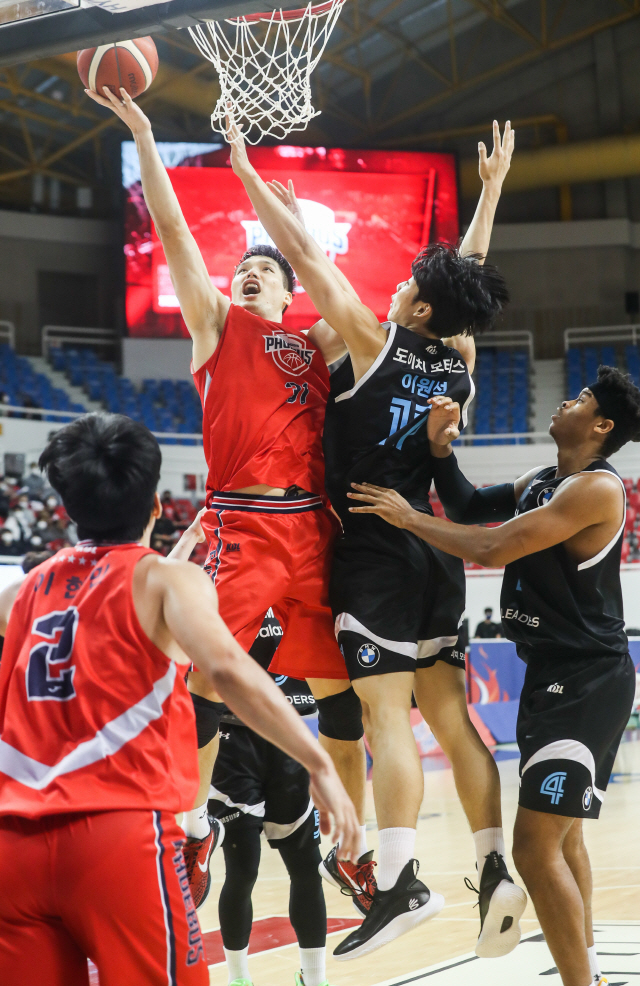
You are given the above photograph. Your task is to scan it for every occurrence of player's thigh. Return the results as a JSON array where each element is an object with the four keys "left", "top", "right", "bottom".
[
  {"left": 58, "top": 810, "right": 208, "bottom": 986},
  {"left": 0, "top": 818, "right": 89, "bottom": 986},
  {"left": 512, "top": 805, "right": 576, "bottom": 873},
  {"left": 352, "top": 670, "right": 414, "bottom": 726},
  {"left": 0, "top": 915, "right": 89, "bottom": 986}
]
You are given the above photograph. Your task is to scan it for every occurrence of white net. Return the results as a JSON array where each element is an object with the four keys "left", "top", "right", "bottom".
[{"left": 189, "top": 0, "right": 345, "bottom": 144}]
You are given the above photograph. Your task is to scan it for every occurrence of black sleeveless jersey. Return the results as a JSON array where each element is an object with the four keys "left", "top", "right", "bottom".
[
  {"left": 221, "top": 609, "right": 316, "bottom": 724},
  {"left": 323, "top": 323, "right": 474, "bottom": 531},
  {"left": 500, "top": 459, "right": 628, "bottom": 663}
]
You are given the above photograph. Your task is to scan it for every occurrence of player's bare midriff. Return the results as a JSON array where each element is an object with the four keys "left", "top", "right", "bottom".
[{"left": 231, "top": 484, "right": 314, "bottom": 497}]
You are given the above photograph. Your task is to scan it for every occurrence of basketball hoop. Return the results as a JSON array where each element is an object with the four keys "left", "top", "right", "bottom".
[{"left": 189, "top": 0, "right": 346, "bottom": 144}]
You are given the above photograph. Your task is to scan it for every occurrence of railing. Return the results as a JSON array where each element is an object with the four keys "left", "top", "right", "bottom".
[
  {"left": 41, "top": 325, "right": 118, "bottom": 359},
  {"left": 0, "top": 320, "right": 15, "bottom": 349},
  {"left": 0, "top": 404, "right": 203, "bottom": 444},
  {"left": 564, "top": 324, "right": 640, "bottom": 352},
  {"left": 458, "top": 430, "right": 552, "bottom": 445},
  {"left": 475, "top": 329, "right": 533, "bottom": 360}
]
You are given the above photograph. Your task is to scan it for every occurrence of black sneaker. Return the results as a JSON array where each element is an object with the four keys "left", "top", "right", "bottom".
[
  {"left": 465, "top": 851, "right": 527, "bottom": 958},
  {"left": 332, "top": 859, "right": 444, "bottom": 961},
  {"left": 319, "top": 846, "right": 377, "bottom": 917}
]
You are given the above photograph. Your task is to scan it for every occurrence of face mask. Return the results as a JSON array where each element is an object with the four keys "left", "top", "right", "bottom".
[
  {"left": 1, "top": 535, "right": 13, "bottom": 545},
  {"left": 37, "top": 520, "right": 47, "bottom": 530},
  {"left": 46, "top": 499, "right": 57, "bottom": 510}
]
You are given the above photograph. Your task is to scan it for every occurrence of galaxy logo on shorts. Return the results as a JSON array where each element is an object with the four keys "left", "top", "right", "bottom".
[{"left": 357, "top": 643, "right": 380, "bottom": 668}]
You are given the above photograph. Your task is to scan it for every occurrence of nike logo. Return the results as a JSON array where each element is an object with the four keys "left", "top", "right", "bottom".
[{"left": 198, "top": 845, "right": 213, "bottom": 873}]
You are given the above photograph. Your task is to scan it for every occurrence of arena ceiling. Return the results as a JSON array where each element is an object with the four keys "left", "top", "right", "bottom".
[{"left": 0, "top": 0, "right": 639, "bottom": 214}]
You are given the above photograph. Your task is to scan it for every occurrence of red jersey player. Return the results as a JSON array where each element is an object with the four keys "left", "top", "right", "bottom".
[
  {"left": 0, "top": 412, "right": 359, "bottom": 986},
  {"left": 88, "top": 84, "right": 371, "bottom": 908}
]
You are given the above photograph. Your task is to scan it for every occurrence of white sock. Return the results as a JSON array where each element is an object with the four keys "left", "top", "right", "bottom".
[
  {"left": 377, "top": 827, "right": 416, "bottom": 891},
  {"left": 224, "top": 946, "right": 250, "bottom": 984},
  {"left": 183, "top": 802, "right": 210, "bottom": 840},
  {"left": 587, "top": 944, "right": 601, "bottom": 983},
  {"left": 473, "top": 827, "right": 506, "bottom": 877},
  {"left": 299, "top": 946, "right": 326, "bottom": 986}
]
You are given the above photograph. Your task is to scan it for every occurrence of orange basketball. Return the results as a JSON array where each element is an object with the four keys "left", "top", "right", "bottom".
[{"left": 77, "top": 38, "right": 158, "bottom": 99}]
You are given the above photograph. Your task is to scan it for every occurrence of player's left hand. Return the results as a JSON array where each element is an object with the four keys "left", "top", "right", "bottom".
[
  {"left": 348, "top": 483, "right": 414, "bottom": 528},
  {"left": 479, "top": 119, "right": 515, "bottom": 189},
  {"left": 185, "top": 507, "right": 206, "bottom": 543},
  {"left": 427, "top": 395, "right": 461, "bottom": 445}
]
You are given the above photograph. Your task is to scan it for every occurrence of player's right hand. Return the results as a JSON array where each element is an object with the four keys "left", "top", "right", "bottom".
[
  {"left": 308, "top": 761, "right": 360, "bottom": 861},
  {"left": 84, "top": 86, "right": 152, "bottom": 136},
  {"left": 267, "top": 179, "right": 306, "bottom": 228},
  {"left": 427, "top": 395, "right": 461, "bottom": 445}
]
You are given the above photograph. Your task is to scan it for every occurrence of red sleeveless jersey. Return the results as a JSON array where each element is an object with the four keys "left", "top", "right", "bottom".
[
  {"left": 0, "top": 543, "right": 198, "bottom": 818},
  {"left": 192, "top": 304, "right": 329, "bottom": 497}
]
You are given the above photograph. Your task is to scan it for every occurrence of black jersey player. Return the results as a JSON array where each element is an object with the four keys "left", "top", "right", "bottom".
[
  {"left": 228, "top": 113, "right": 526, "bottom": 961},
  {"left": 350, "top": 366, "right": 639, "bottom": 986},
  {"left": 209, "top": 610, "right": 333, "bottom": 986}
]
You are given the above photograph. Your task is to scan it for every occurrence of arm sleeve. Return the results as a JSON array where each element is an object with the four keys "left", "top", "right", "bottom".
[{"left": 431, "top": 451, "right": 517, "bottom": 524}]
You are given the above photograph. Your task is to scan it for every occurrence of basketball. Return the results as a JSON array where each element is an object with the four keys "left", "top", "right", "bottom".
[{"left": 77, "top": 38, "right": 158, "bottom": 99}]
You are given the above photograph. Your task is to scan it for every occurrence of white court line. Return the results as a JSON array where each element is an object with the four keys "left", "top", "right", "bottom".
[{"left": 372, "top": 922, "right": 640, "bottom": 986}]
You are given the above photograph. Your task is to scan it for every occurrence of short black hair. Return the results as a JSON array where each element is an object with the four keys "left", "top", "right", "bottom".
[
  {"left": 39, "top": 412, "right": 161, "bottom": 543},
  {"left": 236, "top": 245, "right": 296, "bottom": 295},
  {"left": 411, "top": 244, "right": 509, "bottom": 337},
  {"left": 589, "top": 365, "right": 640, "bottom": 457}
]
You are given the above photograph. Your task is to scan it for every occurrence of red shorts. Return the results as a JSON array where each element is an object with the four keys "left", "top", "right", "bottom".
[
  {"left": 201, "top": 491, "right": 347, "bottom": 680},
  {"left": 0, "top": 809, "right": 208, "bottom": 986}
]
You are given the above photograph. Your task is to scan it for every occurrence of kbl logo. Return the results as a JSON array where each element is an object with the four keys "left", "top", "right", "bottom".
[{"left": 540, "top": 771, "right": 567, "bottom": 805}]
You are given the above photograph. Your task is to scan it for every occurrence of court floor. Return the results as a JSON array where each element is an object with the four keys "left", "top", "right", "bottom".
[{"left": 199, "top": 734, "right": 640, "bottom": 986}]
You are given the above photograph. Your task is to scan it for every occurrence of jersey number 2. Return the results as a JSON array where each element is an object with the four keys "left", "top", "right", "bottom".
[{"left": 26, "top": 607, "right": 79, "bottom": 702}]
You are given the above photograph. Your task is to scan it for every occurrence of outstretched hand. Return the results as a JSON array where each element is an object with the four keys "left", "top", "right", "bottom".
[
  {"left": 478, "top": 120, "right": 515, "bottom": 189},
  {"left": 347, "top": 483, "right": 414, "bottom": 528},
  {"left": 84, "top": 86, "right": 151, "bottom": 136},
  {"left": 427, "top": 395, "right": 461, "bottom": 446},
  {"left": 225, "top": 104, "right": 253, "bottom": 177},
  {"left": 267, "top": 179, "right": 305, "bottom": 227}
]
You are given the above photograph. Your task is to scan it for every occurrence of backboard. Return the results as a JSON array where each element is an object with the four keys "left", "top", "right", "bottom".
[{"left": 0, "top": 0, "right": 301, "bottom": 67}]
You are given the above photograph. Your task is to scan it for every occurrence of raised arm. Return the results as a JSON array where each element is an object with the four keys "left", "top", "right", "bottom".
[
  {"left": 266, "top": 179, "right": 350, "bottom": 365},
  {"left": 459, "top": 120, "right": 514, "bottom": 261},
  {"left": 85, "top": 87, "right": 229, "bottom": 370},
  {"left": 227, "top": 118, "right": 387, "bottom": 379},
  {"left": 442, "top": 121, "right": 515, "bottom": 370}
]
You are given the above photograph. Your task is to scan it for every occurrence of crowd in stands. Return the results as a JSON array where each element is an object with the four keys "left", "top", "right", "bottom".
[{"left": 0, "top": 463, "right": 206, "bottom": 564}]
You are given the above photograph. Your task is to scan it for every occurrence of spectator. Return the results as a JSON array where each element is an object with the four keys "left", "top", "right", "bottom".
[
  {"left": 23, "top": 462, "right": 46, "bottom": 500},
  {"left": 474, "top": 607, "right": 503, "bottom": 639},
  {"left": 0, "top": 530, "right": 22, "bottom": 557},
  {"left": 160, "top": 490, "right": 178, "bottom": 524}
]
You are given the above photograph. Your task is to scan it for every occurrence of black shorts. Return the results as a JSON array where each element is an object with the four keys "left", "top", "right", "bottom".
[
  {"left": 330, "top": 528, "right": 466, "bottom": 681},
  {"left": 517, "top": 652, "right": 635, "bottom": 819},
  {"left": 208, "top": 722, "right": 320, "bottom": 849}
]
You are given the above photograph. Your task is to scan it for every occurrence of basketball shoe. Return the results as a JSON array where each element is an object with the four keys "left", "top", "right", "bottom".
[
  {"left": 183, "top": 816, "right": 224, "bottom": 909},
  {"left": 229, "top": 980, "right": 253, "bottom": 986},
  {"left": 464, "top": 851, "right": 527, "bottom": 958},
  {"left": 294, "top": 974, "right": 333, "bottom": 986},
  {"left": 332, "top": 859, "right": 444, "bottom": 960},
  {"left": 319, "top": 846, "right": 377, "bottom": 916}
]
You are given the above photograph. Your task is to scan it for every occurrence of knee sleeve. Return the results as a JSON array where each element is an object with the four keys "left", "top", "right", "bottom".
[
  {"left": 219, "top": 828, "right": 261, "bottom": 951},
  {"left": 316, "top": 688, "right": 363, "bottom": 742},
  {"left": 279, "top": 843, "right": 326, "bottom": 949},
  {"left": 190, "top": 693, "right": 226, "bottom": 749}
]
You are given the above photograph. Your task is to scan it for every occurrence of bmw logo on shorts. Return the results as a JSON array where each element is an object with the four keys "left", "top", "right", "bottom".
[
  {"left": 357, "top": 642, "right": 380, "bottom": 668},
  {"left": 583, "top": 786, "right": 593, "bottom": 811}
]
